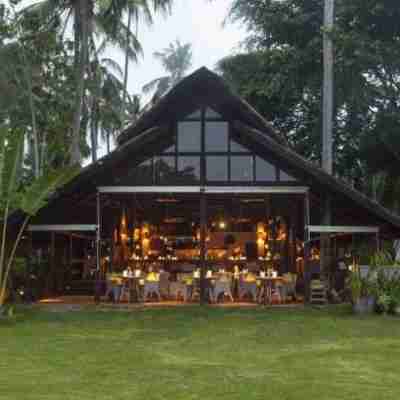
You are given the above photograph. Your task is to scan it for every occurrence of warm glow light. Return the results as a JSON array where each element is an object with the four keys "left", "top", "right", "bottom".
[
  {"left": 120, "top": 233, "right": 128, "bottom": 241},
  {"left": 219, "top": 221, "right": 226, "bottom": 230}
]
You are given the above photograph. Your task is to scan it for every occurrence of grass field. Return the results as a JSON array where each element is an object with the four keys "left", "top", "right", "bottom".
[{"left": 1, "top": 305, "right": 400, "bottom": 400}]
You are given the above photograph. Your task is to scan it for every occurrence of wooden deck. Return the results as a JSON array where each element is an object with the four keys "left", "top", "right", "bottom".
[{"left": 36, "top": 296, "right": 304, "bottom": 312}]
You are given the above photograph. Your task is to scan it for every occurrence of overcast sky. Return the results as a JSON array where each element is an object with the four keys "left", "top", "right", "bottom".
[
  {"left": 14, "top": 0, "right": 246, "bottom": 96},
  {"left": 112, "top": 0, "right": 246, "bottom": 96},
  {"left": 11, "top": 0, "right": 246, "bottom": 158}
]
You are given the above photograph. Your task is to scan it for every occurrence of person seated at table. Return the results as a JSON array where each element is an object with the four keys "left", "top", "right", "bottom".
[
  {"left": 123, "top": 266, "right": 133, "bottom": 278},
  {"left": 146, "top": 265, "right": 159, "bottom": 282}
]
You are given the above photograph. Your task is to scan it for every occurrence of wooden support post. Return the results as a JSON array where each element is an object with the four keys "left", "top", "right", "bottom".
[
  {"left": 95, "top": 191, "right": 101, "bottom": 303},
  {"left": 199, "top": 191, "right": 207, "bottom": 305},
  {"left": 47, "top": 231, "right": 56, "bottom": 296},
  {"left": 304, "top": 191, "right": 311, "bottom": 302},
  {"left": 376, "top": 232, "right": 380, "bottom": 253},
  {"left": 69, "top": 233, "right": 73, "bottom": 266},
  {"left": 320, "top": 195, "right": 332, "bottom": 282}
]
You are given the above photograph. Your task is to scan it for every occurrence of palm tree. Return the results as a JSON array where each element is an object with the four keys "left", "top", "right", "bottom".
[
  {"left": 117, "top": 0, "right": 173, "bottom": 126},
  {"left": 143, "top": 39, "right": 192, "bottom": 103},
  {"left": 87, "top": 55, "right": 126, "bottom": 161},
  {"left": 21, "top": 0, "right": 142, "bottom": 165}
]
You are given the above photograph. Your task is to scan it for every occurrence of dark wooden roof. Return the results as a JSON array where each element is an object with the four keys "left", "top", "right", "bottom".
[
  {"left": 17, "top": 67, "right": 400, "bottom": 234},
  {"left": 117, "top": 67, "right": 286, "bottom": 146},
  {"left": 233, "top": 121, "right": 400, "bottom": 232}
]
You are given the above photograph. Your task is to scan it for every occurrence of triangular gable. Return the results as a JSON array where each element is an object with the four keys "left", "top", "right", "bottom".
[{"left": 117, "top": 67, "right": 286, "bottom": 147}]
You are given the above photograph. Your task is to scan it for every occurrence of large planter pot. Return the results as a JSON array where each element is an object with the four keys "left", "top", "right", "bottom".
[{"left": 353, "top": 296, "right": 375, "bottom": 314}]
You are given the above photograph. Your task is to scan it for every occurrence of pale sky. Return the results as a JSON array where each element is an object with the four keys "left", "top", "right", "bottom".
[
  {"left": 13, "top": 0, "right": 246, "bottom": 96},
  {"left": 10, "top": 0, "right": 247, "bottom": 158},
  {"left": 113, "top": 0, "right": 246, "bottom": 97}
]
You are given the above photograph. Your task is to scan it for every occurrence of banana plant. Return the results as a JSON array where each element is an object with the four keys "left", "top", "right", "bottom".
[{"left": 0, "top": 125, "right": 78, "bottom": 312}]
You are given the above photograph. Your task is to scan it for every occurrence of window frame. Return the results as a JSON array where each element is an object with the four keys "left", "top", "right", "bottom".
[{"left": 121, "top": 107, "right": 300, "bottom": 186}]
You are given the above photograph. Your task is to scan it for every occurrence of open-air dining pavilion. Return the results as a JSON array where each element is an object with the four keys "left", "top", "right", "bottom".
[{"left": 23, "top": 67, "right": 400, "bottom": 306}]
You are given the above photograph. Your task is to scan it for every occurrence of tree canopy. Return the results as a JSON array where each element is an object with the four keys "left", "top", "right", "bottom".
[{"left": 220, "top": 0, "right": 400, "bottom": 211}]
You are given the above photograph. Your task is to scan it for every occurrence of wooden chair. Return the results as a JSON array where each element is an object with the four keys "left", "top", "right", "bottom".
[
  {"left": 213, "top": 280, "right": 234, "bottom": 303},
  {"left": 143, "top": 281, "right": 161, "bottom": 302}
]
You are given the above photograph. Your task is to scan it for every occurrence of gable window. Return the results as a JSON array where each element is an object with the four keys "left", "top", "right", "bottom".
[
  {"left": 177, "top": 121, "right": 201, "bottom": 152},
  {"left": 230, "top": 138, "right": 248, "bottom": 153},
  {"left": 256, "top": 157, "right": 277, "bottom": 181},
  {"left": 118, "top": 106, "right": 300, "bottom": 186},
  {"left": 205, "top": 121, "right": 229, "bottom": 152},
  {"left": 279, "top": 170, "right": 297, "bottom": 182},
  {"left": 206, "top": 156, "right": 228, "bottom": 181},
  {"left": 177, "top": 156, "right": 201, "bottom": 183},
  {"left": 231, "top": 156, "right": 253, "bottom": 182},
  {"left": 205, "top": 107, "right": 222, "bottom": 119}
]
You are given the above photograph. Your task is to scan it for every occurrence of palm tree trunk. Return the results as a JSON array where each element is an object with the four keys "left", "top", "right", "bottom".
[
  {"left": 90, "top": 99, "right": 98, "bottom": 163},
  {"left": 320, "top": 0, "right": 335, "bottom": 286},
  {"left": 71, "top": 0, "right": 90, "bottom": 166},
  {"left": 24, "top": 68, "right": 40, "bottom": 178},
  {"left": 18, "top": 22, "right": 40, "bottom": 177},
  {"left": 106, "top": 131, "right": 111, "bottom": 154},
  {"left": 121, "top": 9, "right": 134, "bottom": 126}
]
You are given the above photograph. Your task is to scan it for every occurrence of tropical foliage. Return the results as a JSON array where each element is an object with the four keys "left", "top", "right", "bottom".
[
  {"left": 0, "top": 0, "right": 175, "bottom": 311},
  {"left": 219, "top": 0, "right": 400, "bottom": 212},
  {"left": 0, "top": 125, "right": 78, "bottom": 311},
  {"left": 143, "top": 39, "right": 192, "bottom": 104}
]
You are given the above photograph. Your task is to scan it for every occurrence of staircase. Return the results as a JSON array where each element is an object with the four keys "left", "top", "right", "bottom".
[{"left": 309, "top": 279, "right": 327, "bottom": 305}]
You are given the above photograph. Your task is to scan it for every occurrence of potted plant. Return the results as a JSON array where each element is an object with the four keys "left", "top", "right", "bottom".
[
  {"left": 370, "top": 251, "right": 400, "bottom": 315},
  {"left": 347, "top": 265, "right": 375, "bottom": 314},
  {"left": 391, "top": 286, "right": 400, "bottom": 315}
]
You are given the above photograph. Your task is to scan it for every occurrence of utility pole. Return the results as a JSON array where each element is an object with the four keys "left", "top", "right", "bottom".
[{"left": 320, "top": 0, "right": 335, "bottom": 289}]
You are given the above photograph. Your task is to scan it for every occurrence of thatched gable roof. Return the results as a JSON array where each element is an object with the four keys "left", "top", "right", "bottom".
[
  {"left": 16, "top": 67, "right": 400, "bottom": 235},
  {"left": 117, "top": 67, "right": 286, "bottom": 146}
]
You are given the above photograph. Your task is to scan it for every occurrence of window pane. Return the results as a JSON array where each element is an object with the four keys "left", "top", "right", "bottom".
[
  {"left": 177, "top": 157, "right": 201, "bottom": 183},
  {"left": 230, "top": 139, "right": 249, "bottom": 153},
  {"left": 206, "top": 156, "right": 228, "bottom": 181},
  {"left": 231, "top": 156, "right": 253, "bottom": 182},
  {"left": 205, "top": 107, "right": 222, "bottom": 119},
  {"left": 154, "top": 156, "right": 176, "bottom": 184},
  {"left": 185, "top": 109, "right": 201, "bottom": 119},
  {"left": 178, "top": 121, "right": 201, "bottom": 152},
  {"left": 256, "top": 157, "right": 276, "bottom": 181},
  {"left": 205, "top": 122, "right": 228, "bottom": 152},
  {"left": 280, "top": 170, "right": 297, "bottom": 182}
]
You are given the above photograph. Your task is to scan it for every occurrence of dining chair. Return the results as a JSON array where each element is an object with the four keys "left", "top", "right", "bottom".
[
  {"left": 143, "top": 281, "right": 161, "bottom": 302},
  {"left": 239, "top": 276, "right": 258, "bottom": 302},
  {"left": 169, "top": 281, "right": 186, "bottom": 301},
  {"left": 213, "top": 279, "right": 234, "bottom": 303}
]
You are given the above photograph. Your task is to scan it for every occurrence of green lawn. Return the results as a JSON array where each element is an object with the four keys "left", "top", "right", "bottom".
[{"left": 1, "top": 305, "right": 400, "bottom": 400}]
